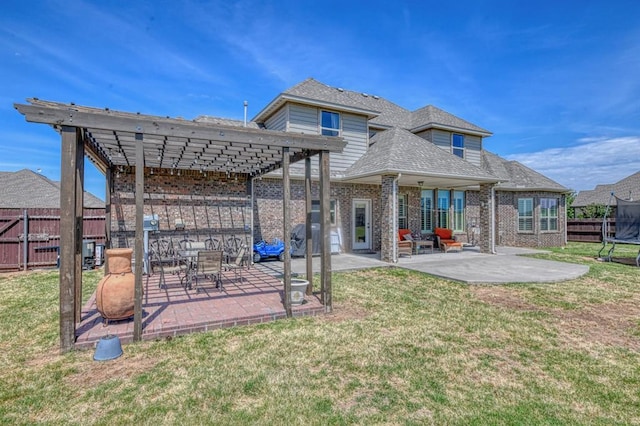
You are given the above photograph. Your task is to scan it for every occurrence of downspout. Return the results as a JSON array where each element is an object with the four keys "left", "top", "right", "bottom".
[
  {"left": 392, "top": 173, "right": 401, "bottom": 262},
  {"left": 491, "top": 185, "right": 497, "bottom": 254}
]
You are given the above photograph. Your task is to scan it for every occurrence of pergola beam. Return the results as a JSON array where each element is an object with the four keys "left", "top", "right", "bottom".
[{"left": 14, "top": 98, "right": 345, "bottom": 352}]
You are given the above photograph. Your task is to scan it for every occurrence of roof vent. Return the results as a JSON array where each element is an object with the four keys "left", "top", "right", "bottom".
[
  {"left": 337, "top": 87, "right": 344, "bottom": 92},
  {"left": 362, "top": 93, "right": 369, "bottom": 97}
]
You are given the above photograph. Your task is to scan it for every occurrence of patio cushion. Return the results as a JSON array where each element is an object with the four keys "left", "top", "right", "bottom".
[
  {"left": 398, "top": 228, "right": 412, "bottom": 241},
  {"left": 435, "top": 227, "right": 453, "bottom": 240}
]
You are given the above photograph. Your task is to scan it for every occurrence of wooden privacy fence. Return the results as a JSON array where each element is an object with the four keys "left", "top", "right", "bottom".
[
  {"left": 0, "top": 208, "right": 105, "bottom": 271},
  {"left": 567, "top": 218, "right": 615, "bottom": 243}
]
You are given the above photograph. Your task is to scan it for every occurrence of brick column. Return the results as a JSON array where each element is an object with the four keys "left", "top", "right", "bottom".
[
  {"left": 381, "top": 175, "right": 396, "bottom": 262},
  {"left": 479, "top": 183, "right": 494, "bottom": 254}
]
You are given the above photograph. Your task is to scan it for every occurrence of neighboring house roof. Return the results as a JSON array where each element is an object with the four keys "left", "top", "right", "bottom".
[
  {"left": 253, "top": 78, "right": 491, "bottom": 136},
  {"left": 481, "top": 151, "right": 568, "bottom": 192},
  {"left": 0, "top": 169, "right": 105, "bottom": 209},
  {"left": 342, "top": 127, "right": 498, "bottom": 187},
  {"left": 573, "top": 171, "right": 640, "bottom": 207}
]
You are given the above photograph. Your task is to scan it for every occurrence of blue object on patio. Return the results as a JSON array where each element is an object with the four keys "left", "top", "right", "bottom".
[
  {"left": 93, "top": 335, "right": 123, "bottom": 361},
  {"left": 253, "top": 239, "right": 285, "bottom": 263}
]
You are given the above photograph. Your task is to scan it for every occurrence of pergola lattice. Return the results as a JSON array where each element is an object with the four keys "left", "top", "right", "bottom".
[{"left": 15, "top": 99, "right": 346, "bottom": 352}]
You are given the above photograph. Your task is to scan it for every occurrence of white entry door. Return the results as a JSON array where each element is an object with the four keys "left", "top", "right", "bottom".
[{"left": 352, "top": 199, "right": 371, "bottom": 250}]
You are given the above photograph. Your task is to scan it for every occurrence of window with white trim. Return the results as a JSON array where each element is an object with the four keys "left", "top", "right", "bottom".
[
  {"left": 398, "top": 194, "right": 408, "bottom": 229},
  {"left": 453, "top": 191, "right": 465, "bottom": 232},
  {"left": 452, "top": 134, "right": 465, "bottom": 158},
  {"left": 321, "top": 111, "right": 340, "bottom": 137},
  {"left": 437, "top": 190, "right": 450, "bottom": 229},
  {"left": 311, "top": 200, "right": 336, "bottom": 225},
  {"left": 420, "top": 189, "right": 434, "bottom": 233},
  {"left": 518, "top": 198, "right": 534, "bottom": 232},
  {"left": 540, "top": 198, "right": 558, "bottom": 231}
]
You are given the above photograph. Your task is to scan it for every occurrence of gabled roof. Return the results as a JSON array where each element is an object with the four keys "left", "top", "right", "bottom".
[
  {"left": 0, "top": 169, "right": 105, "bottom": 209},
  {"left": 573, "top": 171, "right": 640, "bottom": 207},
  {"left": 253, "top": 78, "right": 381, "bottom": 123},
  {"left": 342, "top": 127, "right": 498, "bottom": 187},
  {"left": 481, "top": 151, "right": 568, "bottom": 192},
  {"left": 410, "top": 105, "right": 492, "bottom": 137},
  {"left": 253, "top": 78, "right": 491, "bottom": 136}
]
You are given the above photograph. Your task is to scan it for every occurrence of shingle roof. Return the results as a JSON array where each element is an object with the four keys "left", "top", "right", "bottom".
[
  {"left": 255, "top": 78, "right": 490, "bottom": 135},
  {"left": 481, "top": 151, "right": 568, "bottom": 192},
  {"left": 343, "top": 127, "right": 497, "bottom": 182},
  {"left": 0, "top": 169, "right": 104, "bottom": 209},
  {"left": 410, "top": 105, "right": 491, "bottom": 136},
  {"left": 573, "top": 171, "right": 640, "bottom": 207}
]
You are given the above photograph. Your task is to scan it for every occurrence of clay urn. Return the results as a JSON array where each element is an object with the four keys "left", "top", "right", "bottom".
[{"left": 96, "top": 248, "right": 135, "bottom": 321}]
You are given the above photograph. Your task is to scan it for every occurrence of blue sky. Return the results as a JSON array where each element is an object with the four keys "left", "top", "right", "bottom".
[{"left": 2, "top": 0, "right": 639, "bottom": 200}]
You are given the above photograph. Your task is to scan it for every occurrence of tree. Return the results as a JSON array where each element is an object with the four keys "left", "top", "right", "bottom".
[
  {"left": 566, "top": 191, "right": 576, "bottom": 219},
  {"left": 578, "top": 203, "right": 609, "bottom": 219}
]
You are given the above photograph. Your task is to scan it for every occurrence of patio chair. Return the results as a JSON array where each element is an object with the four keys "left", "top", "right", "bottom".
[
  {"left": 434, "top": 228, "right": 461, "bottom": 252},
  {"left": 152, "top": 247, "right": 188, "bottom": 289},
  {"left": 225, "top": 244, "right": 247, "bottom": 283},
  {"left": 192, "top": 250, "right": 224, "bottom": 292},
  {"left": 149, "top": 238, "right": 177, "bottom": 275},
  {"left": 397, "top": 229, "right": 413, "bottom": 258},
  {"left": 205, "top": 237, "right": 222, "bottom": 251}
]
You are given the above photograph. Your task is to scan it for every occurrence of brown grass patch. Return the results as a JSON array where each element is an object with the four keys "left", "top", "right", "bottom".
[
  {"left": 471, "top": 285, "right": 538, "bottom": 311},
  {"left": 64, "top": 353, "right": 160, "bottom": 389},
  {"left": 471, "top": 285, "right": 640, "bottom": 351},
  {"left": 322, "top": 301, "right": 370, "bottom": 323}
]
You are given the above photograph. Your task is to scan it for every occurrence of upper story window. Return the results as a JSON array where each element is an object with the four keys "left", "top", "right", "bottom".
[
  {"left": 321, "top": 111, "right": 340, "bottom": 137},
  {"left": 452, "top": 134, "right": 464, "bottom": 158}
]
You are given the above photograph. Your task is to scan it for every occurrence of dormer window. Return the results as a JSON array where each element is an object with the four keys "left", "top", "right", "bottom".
[
  {"left": 452, "top": 134, "right": 464, "bottom": 158},
  {"left": 321, "top": 111, "right": 340, "bottom": 137}
]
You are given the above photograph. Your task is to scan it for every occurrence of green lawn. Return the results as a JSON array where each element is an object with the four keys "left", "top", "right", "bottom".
[{"left": 1, "top": 242, "right": 639, "bottom": 425}]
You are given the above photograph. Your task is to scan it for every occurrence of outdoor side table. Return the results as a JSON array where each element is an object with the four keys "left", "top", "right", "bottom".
[{"left": 414, "top": 240, "right": 434, "bottom": 254}]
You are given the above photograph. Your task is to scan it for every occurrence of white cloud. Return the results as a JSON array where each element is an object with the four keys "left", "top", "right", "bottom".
[{"left": 506, "top": 136, "right": 640, "bottom": 192}]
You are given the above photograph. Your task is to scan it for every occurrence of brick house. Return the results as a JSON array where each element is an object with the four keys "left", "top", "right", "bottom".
[{"left": 242, "top": 78, "right": 568, "bottom": 261}]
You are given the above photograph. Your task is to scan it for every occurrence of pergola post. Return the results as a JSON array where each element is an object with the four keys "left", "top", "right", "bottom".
[
  {"left": 133, "top": 133, "right": 144, "bottom": 341},
  {"left": 304, "top": 157, "right": 313, "bottom": 294},
  {"left": 74, "top": 133, "right": 85, "bottom": 324},
  {"left": 59, "top": 126, "right": 82, "bottom": 353},
  {"left": 105, "top": 168, "right": 112, "bottom": 252},
  {"left": 282, "top": 147, "right": 292, "bottom": 317},
  {"left": 319, "top": 150, "right": 332, "bottom": 312}
]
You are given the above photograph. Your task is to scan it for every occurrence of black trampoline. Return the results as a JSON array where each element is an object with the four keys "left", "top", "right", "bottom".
[{"left": 598, "top": 195, "right": 640, "bottom": 267}]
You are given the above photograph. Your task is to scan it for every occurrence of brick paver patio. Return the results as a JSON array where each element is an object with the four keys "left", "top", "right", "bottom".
[{"left": 75, "top": 266, "right": 324, "bottom": 349}]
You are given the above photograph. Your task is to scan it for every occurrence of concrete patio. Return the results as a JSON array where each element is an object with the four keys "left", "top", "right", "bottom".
[{"left": 255, "top": 245, "right": 590, "bottom": 284}]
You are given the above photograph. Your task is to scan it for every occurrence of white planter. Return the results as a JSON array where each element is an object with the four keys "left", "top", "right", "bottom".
[{"left": 289, "top": 278, "right": 309, "bottom": 305}]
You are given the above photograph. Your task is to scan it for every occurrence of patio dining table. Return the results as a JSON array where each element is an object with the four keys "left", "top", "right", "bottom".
[{"left": 177, "top": 249, "right": 202, "bottom": 289}]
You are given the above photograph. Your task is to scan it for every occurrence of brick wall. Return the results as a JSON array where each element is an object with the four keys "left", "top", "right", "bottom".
[
  {"left": 110, "top": 168, "right": 251, "bottom": 248},
  {"left": 254, "top": 178, "right": 381, "bottom": 252},
  {"left": 495, "top": 191, "right": 566, "bottom": 247}
]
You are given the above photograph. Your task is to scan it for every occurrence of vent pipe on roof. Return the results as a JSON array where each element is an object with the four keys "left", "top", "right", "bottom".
[{"left": 243, "top": 101, "right": 248, "bottom": 127}]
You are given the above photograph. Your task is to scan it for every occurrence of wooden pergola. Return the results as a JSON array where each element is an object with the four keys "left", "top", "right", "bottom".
[{"left": 15, "top": 99, "right": 346, "bottom": 353}]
